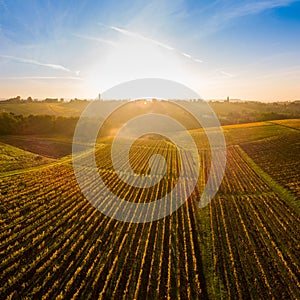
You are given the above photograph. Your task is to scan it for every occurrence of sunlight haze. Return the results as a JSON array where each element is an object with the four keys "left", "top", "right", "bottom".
[{"left": 0, "top": 0, "right": 299, "bottom": 101}]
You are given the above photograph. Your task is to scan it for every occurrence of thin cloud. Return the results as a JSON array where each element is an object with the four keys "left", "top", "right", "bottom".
[
  {"left": 227, "top": 0, "right": 298, "bottom": 19},
  {"left": 200, "top": 0, "right": 299, "bottom": 38},
  {"left": 182, "top": 52, "right": 192, "bottom": 59},
  {"left": 110, "top": 25, "right": 174, "bottom": 51},
  {"left": 73, "top": 33, "right": 116, "bottom": 46},
  {"left": 212, "top": 68, "right": 235, "bottom": 78},
  {"left": 0, "top": 76, "right": 83, "bottom": 80},
  {"left": 194, "top": 58, "right": 204, "bottom": 63},
  {"left": 219, "top": 70, "right": 235, "bottom": 78},
  {"left": 0, "top": 54, "right": 71, "bottom": 72},
  {"left": 102, "top": 24, "right": 204, "bottom": 64}
]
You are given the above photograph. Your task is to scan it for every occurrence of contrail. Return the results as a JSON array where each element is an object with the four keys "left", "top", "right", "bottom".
[
  {"left": 0, "top": 55, "right": 71, "bottom": 72},
  {"left": 110, "top": 26, "right": 174, "bottom": 51},
  {"left": 73, "top": 33, "right": 116, "bottom": 46},
  {"left": 219, "top": 70, "right": 235, "bottom": 78},
  {"left": 182, "top": 52, "right": 192, "bottom": 59},
  {"left": 101, "top": 24, "right": 204, "bottom": 64}
]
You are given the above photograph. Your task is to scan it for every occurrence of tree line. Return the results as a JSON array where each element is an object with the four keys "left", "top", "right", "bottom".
[{"left": 0, "top": 112, "right": 78, "bottom": 136}]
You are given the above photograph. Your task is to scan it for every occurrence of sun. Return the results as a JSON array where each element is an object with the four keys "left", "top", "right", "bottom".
[{"left": 82, "top": 38, "right": 189, "bottom": 98}]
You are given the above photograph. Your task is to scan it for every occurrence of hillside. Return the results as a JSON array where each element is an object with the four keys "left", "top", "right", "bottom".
[
  {"left": 0, "top": 142, "right": 53, "bottom": 172},
  {"left": 0, "top": 136, "right": 73, "bottom": 159}
]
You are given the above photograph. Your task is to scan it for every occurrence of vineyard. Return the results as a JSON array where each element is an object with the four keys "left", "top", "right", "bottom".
[
  {"left": 0, "top": 120, "right": 300, "bottom": 299},
  {"left": 224, "top": 120, "right": 300, "bottom": 198},
  {"left": 0, "top": 142, "right": 53, "bottom": 172}
]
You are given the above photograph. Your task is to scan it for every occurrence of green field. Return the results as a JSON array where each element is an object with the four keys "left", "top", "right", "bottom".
[
  {"left": 0, "top": 118, "right": 299, "bottom": 299},
  {"left": 0, "top": 142, "right": 53, "bottom": 172}
]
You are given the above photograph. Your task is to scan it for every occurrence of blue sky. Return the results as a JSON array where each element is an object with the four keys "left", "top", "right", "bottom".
[{"left": 0, "top": 0, "right": 299, "bottom": 101}]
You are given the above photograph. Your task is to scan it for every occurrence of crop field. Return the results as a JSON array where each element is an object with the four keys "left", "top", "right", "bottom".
[
  {"left": 0, "top": 136, "right": 73, "bottom": 159},
  {"left": 225, "top": 120, "right": 300, "bottom": 198},
  {"left": 0, "top": 143, "right": 53, "bottom": 172},
  {"left": 0, "top": 120, "right": 299, "bottom": 299}
]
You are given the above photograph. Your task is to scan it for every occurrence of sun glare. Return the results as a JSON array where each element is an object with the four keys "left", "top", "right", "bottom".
[{"left": 84, "top": 38, "right": 188, "bottom": 97}]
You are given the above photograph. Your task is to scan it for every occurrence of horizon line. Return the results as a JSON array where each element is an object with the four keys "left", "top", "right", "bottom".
[{"left": 0, "top": 97, "right": 299, "bottom": 103}]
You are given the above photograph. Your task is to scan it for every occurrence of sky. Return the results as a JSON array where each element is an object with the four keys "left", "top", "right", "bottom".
[{"left": 0, "top": 0, "right": 299, "bottom": 101}]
